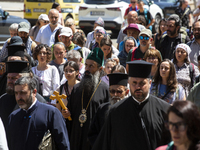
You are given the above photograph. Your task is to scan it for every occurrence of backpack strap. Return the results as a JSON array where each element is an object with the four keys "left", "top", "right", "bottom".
[
  {"left": 189, "top": 63, "right": 194, "bottom": 87},
  {"left": 180, "top": 34, "right": 186, "bottom": 43},
  {"left": 131, "top": 47, "right": 138, "bottom": 61}
]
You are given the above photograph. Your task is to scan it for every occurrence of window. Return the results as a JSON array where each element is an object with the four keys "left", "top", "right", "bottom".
[{"left": 26, "top": 0, "right": 55, "bottom": 2}]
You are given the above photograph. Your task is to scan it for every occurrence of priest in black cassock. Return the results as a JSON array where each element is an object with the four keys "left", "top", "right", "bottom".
[
  {"left": 6, "top": 77, "right": 70, "bottom": 150},
  {"left": 92, "top": 60, "right": 171, "bottom": 150},
  {"left": 66, "top": 48, "right": 109, "bottom": 150},
  {"left": 0, "top": 60, "right": 46, "bottom": 128},
  {"left": 88, "top": 73, "right": 129, "bottom": 146}
]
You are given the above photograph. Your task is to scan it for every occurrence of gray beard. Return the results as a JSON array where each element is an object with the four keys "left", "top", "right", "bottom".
[
  {"left": 79, "top": 71, "right": 100, "bottom": 97},
  {"left": 6, "top": 84, "right": 14, "bottom": 95}
]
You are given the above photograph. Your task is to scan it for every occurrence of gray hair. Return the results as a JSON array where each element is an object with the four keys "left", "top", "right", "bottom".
[
  {"left": 9, "top": 23, "right": 18, "bottom": 31},
  {"left": 15, "top": 76, "right": 36, "bottom": 91},
  {"left": 48, "top": 9, "right": 59, "bottom": 15},
  {"left": 66, "top": 50, "right": 81, "bottom": 60}
]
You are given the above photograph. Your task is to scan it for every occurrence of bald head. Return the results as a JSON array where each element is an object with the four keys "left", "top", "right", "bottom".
[
  {"left": 127, "top": 11, "right": 138, "bottom": 24},
  {"left": 48, "top": 9, "right": 59, "bottom": 25}
]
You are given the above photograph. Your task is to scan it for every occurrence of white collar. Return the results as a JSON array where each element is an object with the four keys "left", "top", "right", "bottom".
[{"left": 132, "top": 93, "right": 149, "bottom": 105}]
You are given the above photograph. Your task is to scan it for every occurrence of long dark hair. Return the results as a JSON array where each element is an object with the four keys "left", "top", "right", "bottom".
[
  {"left": 158, "top": 18, "right": 167, "bottom": 36},
  {"left": 51, "top": 2, "right": 60, "bottom": 9},
  {"left": 167, "top": 101, "right": 200, "bottom": 150},
  {"left": 100, "top": 37, "right": 112, "bottom": 59},
  {"left": 153, "top": 59, "right": 178, "bottom": 92}
]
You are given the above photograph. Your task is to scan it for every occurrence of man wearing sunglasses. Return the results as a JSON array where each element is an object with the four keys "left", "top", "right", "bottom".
[
  {"left": 88, "top": 73, "right": 129, "bottom": 145},
  {"left": 92, "top": 60, "right": 171, "bottom": 150},
  {"left": 126, "top": 28, "right": 152, "bottom": 72}
]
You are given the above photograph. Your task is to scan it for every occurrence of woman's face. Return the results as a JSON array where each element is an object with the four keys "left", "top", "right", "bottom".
[
  {"left": 64, "top": 65, "right": 79, "bottom": 81},
  {"left": 160, "top": 61, "right": 170, "bottom": 79},
  {"left": 56, "top": 5, "right": 61, "bottom": 12},
  {"left": 168, "top": 112, "right": 190, "bottom": 148},
  {"left": 104, "top": 61, "right": 115, "bottom": 75},
  {"left": 95, "top": 32, "right": 104, "bottom": 44},
  {"left": 175, "top": 48, "right": 187, "bottom": 63},
  {"left": 160, "top": 21, "right": 167, "bottom": 33},
  {"left": 37, "top": 47, "right": 47, "bottom": 63},
  {"left": 101, "top": 45, "right": 112, "bottom": 57},
  {"left": 146, "top": 55, "right": 159, "bottom": 66},
  {"left": 125, "top": 39, "right": 135, "bottom": 53}
]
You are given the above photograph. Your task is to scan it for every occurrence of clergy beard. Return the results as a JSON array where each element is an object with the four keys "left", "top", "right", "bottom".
[
  {"left": 110, "top": 96, "right": 123, "bottom": 105},
  {"left": 79, "top": 70, "right": 100, "bottom": 97},
  {"left": 6, "top": 83, "right": 14, "bottom": 95},
  {"left": 17, "top": 92, "right": 33, "bottom": 110},
  {"left": 132, "top": 89, "right": 148, "bottom": 102}
]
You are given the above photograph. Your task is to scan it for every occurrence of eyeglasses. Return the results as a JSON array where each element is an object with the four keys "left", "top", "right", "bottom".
[
  {"left": 109, "top": 89, "right": 123, "bottom": 94},
  {"left": 64, "top": 70, "right": 75, "bottom": 74},
  {"left": 166, "top": 121, "right": 187, "bottom": 131},
  {"left": 139, "top": 36, "right": 150, "bottom": 40},
  {"left": 193, "top": 28, "right": 200, "bottom": 32},
  {"left": 42, "top": 20, "right": 49, "bottom": 23}
]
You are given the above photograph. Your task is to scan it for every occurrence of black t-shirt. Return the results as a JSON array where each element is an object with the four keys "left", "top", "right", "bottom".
[{"left": 137, "top": 9, "right": 153, "bottom": 25}]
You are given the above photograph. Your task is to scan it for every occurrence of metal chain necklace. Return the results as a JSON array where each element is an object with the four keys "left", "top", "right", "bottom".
[{"left": 79, "top": 80, "right": 101, "bottom": 127}]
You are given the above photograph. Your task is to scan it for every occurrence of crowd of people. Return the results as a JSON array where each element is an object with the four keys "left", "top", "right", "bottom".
[{"left": 1, "top": 0, "right": 200, "bottom": 150}]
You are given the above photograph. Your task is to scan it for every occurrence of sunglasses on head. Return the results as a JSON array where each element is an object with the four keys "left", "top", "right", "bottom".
[
  {"left": 139, "top": 36, "right": 150, "bottom": 40},
  {"left": 109, "top": 89, "right": 123, "bottom": 94}
]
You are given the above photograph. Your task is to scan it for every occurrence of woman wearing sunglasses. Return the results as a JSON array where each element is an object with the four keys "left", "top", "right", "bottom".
[
  {"left": 150, "top": 59, "right": 185, "bottom": 104},
  {"left": 156, "top": 100, "right": 200, "bottom": 150}
]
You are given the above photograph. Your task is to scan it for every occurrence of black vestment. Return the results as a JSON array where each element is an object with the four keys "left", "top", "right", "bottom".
[
  {"left": 92, "top": 95, "right": 171, "bottom": 150},
  {"left": 67, "top": 81, "right": 109, "bottom": 150}
]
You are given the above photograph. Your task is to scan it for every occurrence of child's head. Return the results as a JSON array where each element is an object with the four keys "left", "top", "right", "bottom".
[
  {"left": 111, "top": 65, "right": 126, "bottom": 74},
  {"left": 100, "top": 37, "right": 112, "bottom": 59},
  {"left": 53, "top": 42, "right": 66, "bottom": 61},
  {"left": 124, "top": 37, "right": 136, "bottom": 54},
  {"left": 64, "top": 61, "right": 79, "bottom": 81},
  {"left": 104, "top": 59, "right": 117, "bottom": 75}
]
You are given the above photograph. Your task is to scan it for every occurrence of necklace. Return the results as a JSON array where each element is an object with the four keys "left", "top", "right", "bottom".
[{"left": 79, "top": 80, "right": 101, "bottom": 127}]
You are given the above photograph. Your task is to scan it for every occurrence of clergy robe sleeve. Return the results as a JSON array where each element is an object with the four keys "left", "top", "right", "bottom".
[{"left": 50, "top": 108, "right": 70, "bottom": 150}]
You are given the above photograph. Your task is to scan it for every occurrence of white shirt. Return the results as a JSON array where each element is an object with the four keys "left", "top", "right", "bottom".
[
  {"left": 0, "top": 118, "right": 8, "bottom": 150},
  {"left": 32, "top": 65, "right": 60, "bottom": 96},
  {"left": 35, "top": 24, "right": 63, "bottom": 47}
]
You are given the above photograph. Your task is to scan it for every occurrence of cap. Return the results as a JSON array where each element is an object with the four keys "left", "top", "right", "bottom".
[
  {"left": 123, "top": 23, "right": 140, "bottom": 35},
  {"left": 95, "top": 17, "right": 104, "bottom": 27},
  {"left": 18, "top": 22, "right": 30, "bottom": 33},
  {"left": 8, "top": 47, "right": 25, "bottom": 57},
  {"left": 59, "top": 27, "right": 73, "bottom": 37},
  {"left": 94, "top": 26, "right": 106, "bottom": 35},
  {"left": 127, "top": 60, "right": 153, "bottom": 78},
  {"left": 108, "top": 73, "right": 128, "bottom": 86},
  {"left": 38, "top": 14, "right": 49, "bottom": 21},
  {"left": 139, "top": 28, "right": 152, "bottom": 38},
  {"left": 86, "top": 48, "right": 104, "bottom": 66},
  {"left": 168, "top": 14, "right": 180, "bottom": 24},
  {"left": 6, "top": 60, "right": 29, "bottom": 73}
]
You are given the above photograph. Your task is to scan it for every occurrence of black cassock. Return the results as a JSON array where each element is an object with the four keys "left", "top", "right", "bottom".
[
  {"left": 92, "top": 95, "right": 171, "bottom": 150},
  {"left": 67, "top": 81, "right": 109, "bottom": 150},
  {"left": 0, "top": 93, "right": 46, "bottom": 128},
  {"left": 7, "top": 100, "right": 70, "bottom": 150}
]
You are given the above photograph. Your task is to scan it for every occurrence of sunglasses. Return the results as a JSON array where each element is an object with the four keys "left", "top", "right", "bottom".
[
  {"left": 109, "top": 89, "right": 123, "bottom": 94},
  {"left": 139, "top": 36, "right": 150, "bottom": 40},
  {"left": 131, "top": 1, "right": 136, "bottom": 3},
  {"left": 42, "top": 20, "right": 49, "bottom": 23}
]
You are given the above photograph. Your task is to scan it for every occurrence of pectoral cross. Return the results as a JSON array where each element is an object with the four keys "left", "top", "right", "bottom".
[{"left": 50, "top": 91, "right": 72, "bottom": 121}]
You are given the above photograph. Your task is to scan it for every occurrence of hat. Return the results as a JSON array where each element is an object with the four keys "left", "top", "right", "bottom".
[
  {"left": 6, "top": 60, "right": 29, "bottom": 73},
  {"left": 175, "top": 43, "right": 191, "bottom": 61},
  {"left": 7, "top": 36, "right": 25, "bottom": 47},
  {"left": 94, "top": 26, "right": 106, "bottom": 35},
  {"left": 59, "top": 27, "right": 73, "bottom": 37},
  {"left": 139, "top": 29, "right": 152, "bottom": 38},
  {"left": 18, "top": 22, "right": 30, "bottom": 33},
  {"left": 38, "top": 14, "right": 49, "bottom": 21},
  {"left": 168, "top": 14, "right": 180, "bottom": 24},
  {"left": 95, "top": 17, "right": 104, "bottom": 27},
  {"left": 123, "top": 23, "right": 140, "bottom": 35},
  {"left": 127, "top": 60, "right": 153, "bottom": 78},
  {"left": 86, "top": 48, "right": 104, "bottom": 66},
  {"left": 108, "top": 73, "right": 128, "bottom": 86}
]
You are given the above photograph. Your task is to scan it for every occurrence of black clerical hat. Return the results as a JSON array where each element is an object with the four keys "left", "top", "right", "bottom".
[
  {"left": 6, "top": 60, "right": 29, "bottom": 73},
  {"left": 7, "top": 36, "right": 25, "bottom": 57},
  {"left": 127, "top": 60, "right": 153, "bottom": 78},
  {"left": 108, "top": 73, "right": 128, "bottom": 86}
]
